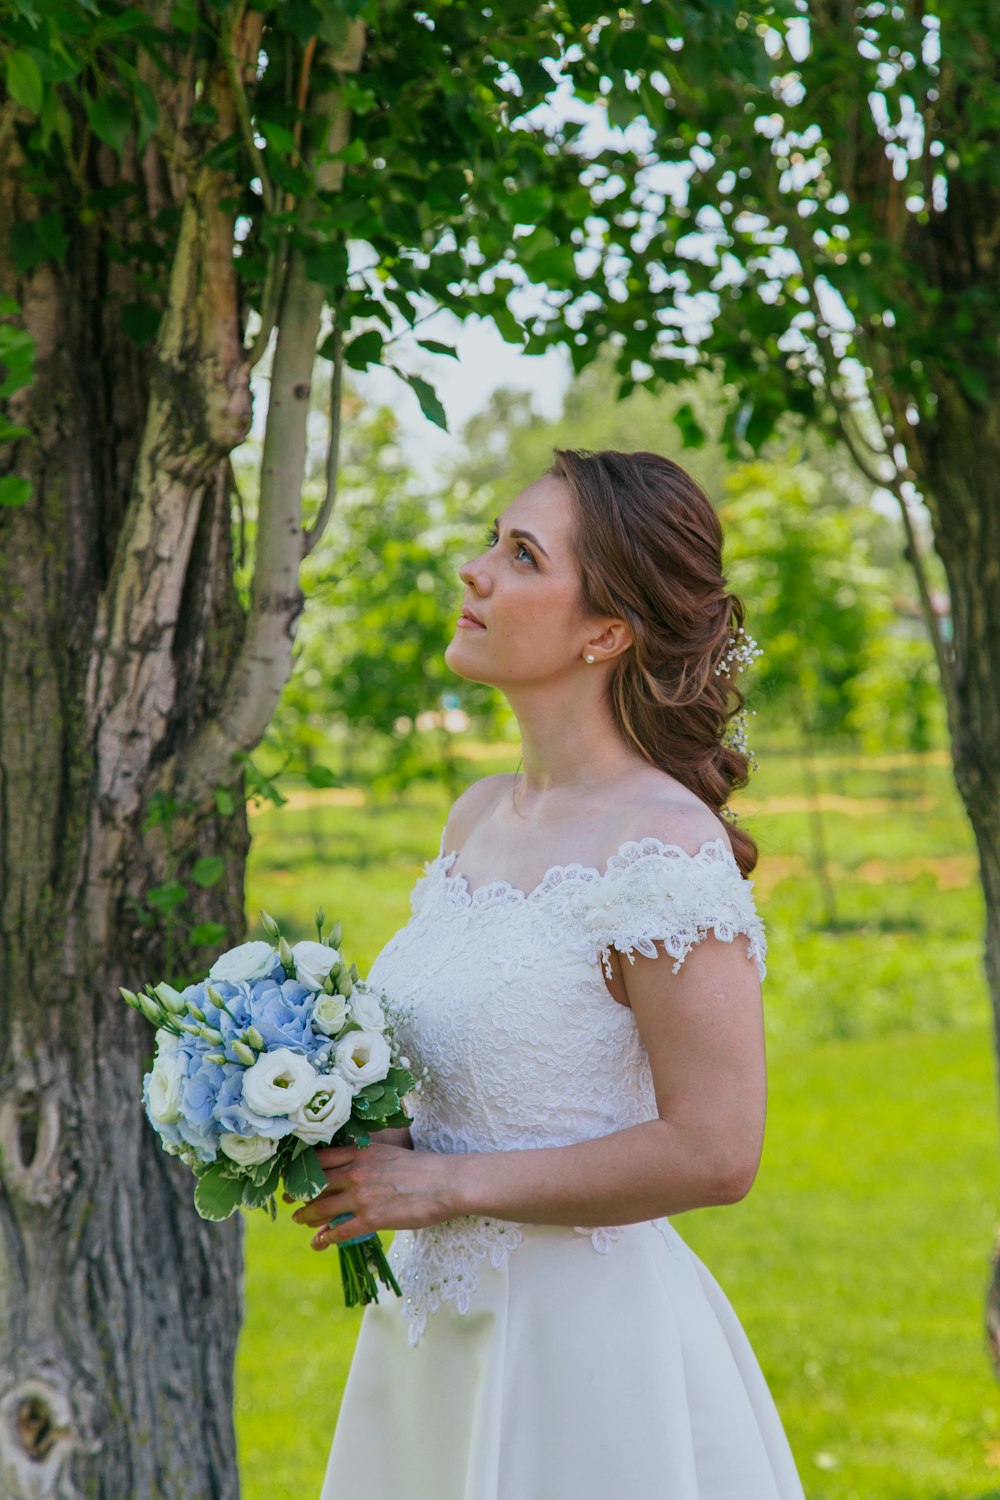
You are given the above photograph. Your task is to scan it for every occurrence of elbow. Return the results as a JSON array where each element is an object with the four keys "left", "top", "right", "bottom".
[{"left": 704, "top": 1147, "right": 761, "bottom": 1206}]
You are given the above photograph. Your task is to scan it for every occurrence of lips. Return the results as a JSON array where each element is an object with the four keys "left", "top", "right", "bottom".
[{"left": 460, "top": 605, "right": 485, "bottom": 626}]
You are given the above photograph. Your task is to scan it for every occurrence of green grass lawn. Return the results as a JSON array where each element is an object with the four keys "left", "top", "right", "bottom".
[{"left": 236, "top": 741, "right": 1000, "bottom": 1499}]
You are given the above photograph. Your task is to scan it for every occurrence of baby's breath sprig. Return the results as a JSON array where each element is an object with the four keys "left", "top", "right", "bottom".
[
  {"left": 722, "top": 707, "right": 759, "bottom": 771},
  {"left": 715, "top": 626, "right": 763, "bottom": 773},
  {"left": 713, "top": 625, "right": 764, "bottom": 679}
]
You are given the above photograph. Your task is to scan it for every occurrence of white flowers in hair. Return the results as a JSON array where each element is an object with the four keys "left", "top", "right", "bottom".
[
  {"left": 714, "top": 625, "right": 763, "bottom": 776},
  {"left": 713, "top": 624, "right": 763, "bottom": 678}
]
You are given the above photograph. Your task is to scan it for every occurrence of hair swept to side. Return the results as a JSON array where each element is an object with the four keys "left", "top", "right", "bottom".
[{"left": 549, "top": 446, "right": 759, "bottom": 879}]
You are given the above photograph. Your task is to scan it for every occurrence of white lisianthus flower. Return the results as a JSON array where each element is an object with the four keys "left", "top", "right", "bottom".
[
  {"left": 311, "top": 992, "right": 350, "bottom": 1037},
  {"left": 292, "top": 940, "right": 340, "bottom": 992},
  {"left": 147, "top": 1047, "right": 186, "bottom": 1124},
  {"left": 242, "top": 1048, "right": 319, "bottom": 1117},
  {"left": 209, "top": 940, "right": 276, "bottom": 984},
  {"left": 334, "top": 1030, "right": 392, "bottom": 1088},
  {"left": 290, "top": 1074, "right": 354, "bottom": 1146},
  {"left": 219, "top": 1133, "right": 280, "bottom": 1167},
  {"left": 154, "top": 1027, "right": 181, "bottom": 1055},
  {"left": 349, "top": 986, "right": 385, "bottom": 1032}
]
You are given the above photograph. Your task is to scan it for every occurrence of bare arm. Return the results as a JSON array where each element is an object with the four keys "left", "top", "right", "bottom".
[
  {"left": 450, "top": 928, "right": 767, "bottom": 1224},
  {"left": 296, "top": 930, "right": 767, "bottom": 1246}
]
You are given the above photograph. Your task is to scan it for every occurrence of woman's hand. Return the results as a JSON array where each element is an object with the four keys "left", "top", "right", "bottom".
[{"left": 288, "top": 1141, "right": 462, "bottom": 1251}]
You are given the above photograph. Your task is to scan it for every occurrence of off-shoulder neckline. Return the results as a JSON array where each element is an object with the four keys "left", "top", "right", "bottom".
[{"left": 429, "top": 835, "right": 746, "bottom": 908}]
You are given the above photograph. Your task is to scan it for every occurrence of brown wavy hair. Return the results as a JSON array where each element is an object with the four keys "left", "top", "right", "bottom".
[{"left": 549, "top": 447, "right": 760, "bottom": 878}]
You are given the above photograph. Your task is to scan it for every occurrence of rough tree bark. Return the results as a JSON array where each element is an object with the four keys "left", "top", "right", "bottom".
[{"left": 0, "top": 14, "right": 366, "bottom": 1497}]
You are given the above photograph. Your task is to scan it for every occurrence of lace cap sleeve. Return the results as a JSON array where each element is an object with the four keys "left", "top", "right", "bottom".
[{"left": 578, "top": 837, "right": 767, "bottom": 984}]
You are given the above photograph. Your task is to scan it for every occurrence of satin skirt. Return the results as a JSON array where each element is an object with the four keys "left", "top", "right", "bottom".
[{"left": 319, "top": 1218, "right": 806, "bottom": 1500}]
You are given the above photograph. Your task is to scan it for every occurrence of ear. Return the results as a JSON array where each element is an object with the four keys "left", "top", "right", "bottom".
[{"left": 584, "top": 618, "right": 633, "bottom": 663}]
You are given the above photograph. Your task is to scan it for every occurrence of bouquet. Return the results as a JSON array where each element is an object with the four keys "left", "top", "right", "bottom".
[{"left": 121, "top": 910, "right": 417, "bottom": 1306}]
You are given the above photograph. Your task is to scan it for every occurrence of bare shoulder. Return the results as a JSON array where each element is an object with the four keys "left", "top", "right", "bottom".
[
  {"left": 440, "top": 773, "right": 516, "bottom": 855},
  {"left": 619, "top": 773, "right": 735, "bottom": 859}
]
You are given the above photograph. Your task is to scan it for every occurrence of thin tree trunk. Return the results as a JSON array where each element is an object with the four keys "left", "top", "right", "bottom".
[
  {"left": 903, "top": 389, "right": 1000, "bottom": 1370},
  {"left": 795, "top": 701, "right": 838, "bottom": 928}
]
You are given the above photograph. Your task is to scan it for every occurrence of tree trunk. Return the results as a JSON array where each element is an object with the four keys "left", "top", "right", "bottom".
[
  {"left": 904, "top": 389, "right": 1000, "bottom": 1369},
  {"left": 0, "top": 104, "right": 251, "bottom": 1500}
]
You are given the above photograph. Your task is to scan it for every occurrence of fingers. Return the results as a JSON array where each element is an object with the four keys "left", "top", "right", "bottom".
[
  {"left": 315, "top": 1144, "right": 363, "bottom": 1168},
  {"left": 291, "top": 1187, "right": 350, "bottom": 1228},
  {"left": 310, "top": 1216, "right": 358, "bottom": 1252}
]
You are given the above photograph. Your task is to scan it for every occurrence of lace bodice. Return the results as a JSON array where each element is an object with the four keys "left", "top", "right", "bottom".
[{"left": 367, "top": 831, "right": 767, "bottom": 1344}]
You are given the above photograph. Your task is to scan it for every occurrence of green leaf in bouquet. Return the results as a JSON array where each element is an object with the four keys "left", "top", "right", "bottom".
[
  {"left": 358, "top": 1083, "right": 385, "bottom": 1102},
  {"left": 357, "top": 1088, "right": 399, "bottom": 1121},
  {"left": 386, "top": 1067, "right": 414, "bottom": 1094},
  {"left": 339, "top": 1118, "right": 371, "bottom": 1146},
  {"left": 381, "top": 1108, "right": 413, "bottom": 1130},
  {"left": 194, "top": 1163, "right": 247, "bottom": 1221},
  {"left": 242, "top": 1159, "right": 283, "bottom": 1209},
  {"left": 247, "top": 1154, "right": 281, "bottom": 1186},
  {"left": 284, "top": 1145, "right": 329, "bottom": 1201}
]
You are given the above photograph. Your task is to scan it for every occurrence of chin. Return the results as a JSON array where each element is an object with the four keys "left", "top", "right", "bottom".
[{"left": 445, "top": 637, "right": 493, "bottom": 687}]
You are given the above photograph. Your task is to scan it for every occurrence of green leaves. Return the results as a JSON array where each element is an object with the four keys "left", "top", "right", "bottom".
[
  {"left": 397, "top": 371, "right": 448, "bottom": 430},
  {"left": 284, "top": 1145, "right": 329, "bottom": 1201},
  {"left": 190, "top": 922, "right": 228, "bottom": 949},
  {"left": 194, "top": 1162, "right": 247, "bottom": 1222},
  {"left": 5, "top": 50, "right": 43, "bottom": 114},
  {"left": 146, "top": 881, "right": 188, "bottom": 915},
  {"left": 9, "top": 212, "right": 69, "bottom": 274},
  {"left": 304, "top": 764, "right": 340, "bottom": 789},
  {"left": 241, "top": 1158, "right": 283, "bottom": 1209},
  {"left": 191, "top": 856, "right": 225, "bottom": 889},
  {"left": 0, "top": 477, "right": 31, "bottom": 508},
  {"left": 83, "top": 89, "right": 133, "bottom": 158}
]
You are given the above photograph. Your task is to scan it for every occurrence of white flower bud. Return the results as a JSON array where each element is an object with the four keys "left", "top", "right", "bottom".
[
  {"left": 154, "top": 982, "right": 186, "bottom": 1015},
  {"left": 138, "top": 994, "right": 163, "bottom": 1026}
]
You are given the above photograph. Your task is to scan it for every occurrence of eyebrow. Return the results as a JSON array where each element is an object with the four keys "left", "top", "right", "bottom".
[{"left": 493, "top": 517, "right": 550, "bottom": 561}]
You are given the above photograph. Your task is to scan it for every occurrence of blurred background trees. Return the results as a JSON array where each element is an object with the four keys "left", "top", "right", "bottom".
[{"left": 253, "top": 354, "right": 945, "bottom": 827}]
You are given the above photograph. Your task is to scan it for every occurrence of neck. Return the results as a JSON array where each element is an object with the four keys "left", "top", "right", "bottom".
[{"left": 502, "top": 676, "right": 646, "bottom": 805}]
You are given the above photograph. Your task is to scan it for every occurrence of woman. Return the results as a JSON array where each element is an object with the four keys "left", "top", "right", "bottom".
[{"left": 299, "top": 448, "right": 806, "bottom": 1499}]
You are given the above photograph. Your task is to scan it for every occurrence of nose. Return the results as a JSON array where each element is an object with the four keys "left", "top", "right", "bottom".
[{"left": 458, "top": 550, "right": 492, "bottom": 594}]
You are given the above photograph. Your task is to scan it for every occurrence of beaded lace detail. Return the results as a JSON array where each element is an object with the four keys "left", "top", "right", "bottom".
[
  {"left": 388, "top": 1217, "right": 526, "bottom": 1346},
  {"left": 367, "top": 833, "right": 767, "bottom": 1346}
]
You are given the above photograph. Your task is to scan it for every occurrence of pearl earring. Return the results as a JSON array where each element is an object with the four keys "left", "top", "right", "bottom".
[{"left": 585, "top": 653, "right": 596, "bottom": 663}]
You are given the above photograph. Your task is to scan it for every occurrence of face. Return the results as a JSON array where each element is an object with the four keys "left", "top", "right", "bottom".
[{"left": 445, "top": 473, "right": 630, "bottom": 687}]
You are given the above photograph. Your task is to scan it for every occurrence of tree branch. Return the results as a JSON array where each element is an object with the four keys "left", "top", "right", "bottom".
[
  {"left": 767, "top": 197, "right": 961, "bottom": 731},
  {"left": 173, "top": 20, "right": 368, "bottom": 806},
  {"left": 222, "top": 6, "right": 274, "bottom": 215},
  {"left": 302, "top": 319, "right": 343, "bottom": 559}
]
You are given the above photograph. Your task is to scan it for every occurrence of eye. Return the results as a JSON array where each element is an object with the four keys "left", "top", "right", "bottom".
[{"left": 485, "top": 527, "right": 535, "bottom": 565}]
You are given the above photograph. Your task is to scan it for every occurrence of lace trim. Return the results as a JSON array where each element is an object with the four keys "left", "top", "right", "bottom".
[
  {"left": 389, "top": 1216, "right": 525, "bottom": 1346},
  {"left": 581, "top": 840, "right": 767, "bottom": 983},
  {"left": 422, "top": 835, "right": 767, "bottom": 983},
  {"left": 389, "top": 1216, "right": 625, "bottom": 1346}
]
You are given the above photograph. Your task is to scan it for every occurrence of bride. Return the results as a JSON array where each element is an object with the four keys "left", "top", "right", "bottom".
[{"left": 295, "top": 447, "right": 806, "bottom": 1499}]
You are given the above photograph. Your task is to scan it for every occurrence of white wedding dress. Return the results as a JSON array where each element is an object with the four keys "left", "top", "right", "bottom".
[{"left": 319, "top": 831, "right": 806, "bottom": 1500}]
